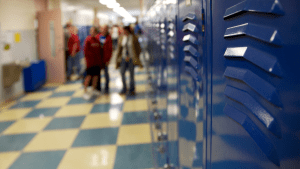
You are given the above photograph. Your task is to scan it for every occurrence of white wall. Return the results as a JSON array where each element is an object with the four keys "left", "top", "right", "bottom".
[
  {"left": 0, "top": 0, "right": 37, "bottom": 103},
  {"left": 0, "top": 0, "right": 36, "bottom": 31}
]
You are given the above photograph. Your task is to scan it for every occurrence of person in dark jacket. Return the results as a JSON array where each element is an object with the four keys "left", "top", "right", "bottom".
[
  {"left": 96, "top": 25, "right": 113, "bottom": 94},
  {"left": 83, "top": 26, "right": 102, "bottom": 100},
  {"left": 116, "top": 26, "right": 143, "bottom": 95}
]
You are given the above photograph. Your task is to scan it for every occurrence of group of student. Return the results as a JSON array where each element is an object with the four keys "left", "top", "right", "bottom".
[{"left": 64, "top": 23, "right": 143, "bottom": 100}]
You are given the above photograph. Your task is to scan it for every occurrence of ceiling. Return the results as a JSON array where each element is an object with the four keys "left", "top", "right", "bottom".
[{"left": 61, "top": 0, "right": 141, "bottom": 13}]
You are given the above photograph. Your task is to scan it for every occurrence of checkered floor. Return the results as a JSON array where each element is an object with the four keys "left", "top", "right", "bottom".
[{"left": 0, "top": 65, "right": 158, "bottom": 169}]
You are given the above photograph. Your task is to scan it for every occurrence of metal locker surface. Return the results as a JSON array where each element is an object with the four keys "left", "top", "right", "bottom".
[{"left": 208, "top": 0, "right": 300, "bottom": 168}]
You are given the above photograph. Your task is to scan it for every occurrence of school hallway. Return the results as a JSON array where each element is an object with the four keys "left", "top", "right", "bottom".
[{"left": 0, "top": 60, "right": 157, "bottom": 169}]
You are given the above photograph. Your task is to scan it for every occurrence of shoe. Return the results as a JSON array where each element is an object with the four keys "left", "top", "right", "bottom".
[
  {"left": 129, "top": 91, "right": 136, "bottom": 96},
  {"left": 93, "top": 89, "right": 101, "bottom": 96},
  {"left": 83, "top": 92, "right": 92, "bottom": 100},
  {"left": 119, "top": 89, "right": 127, "bottom": 95}
]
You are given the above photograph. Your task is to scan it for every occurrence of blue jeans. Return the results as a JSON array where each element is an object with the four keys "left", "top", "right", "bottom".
[
  {"left": 102, "top": 66, "right": 109, "bottom": 91},
  {"left": 120, "top": 58, "right": 135, "bottom": 92},
  {"left": 67, "top": 53, "right": 81, "bottom": 77}
]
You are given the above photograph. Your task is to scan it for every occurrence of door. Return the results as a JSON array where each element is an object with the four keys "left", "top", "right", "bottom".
[{"left": 37, "top": 9, "right": 65, "bottom": 83}]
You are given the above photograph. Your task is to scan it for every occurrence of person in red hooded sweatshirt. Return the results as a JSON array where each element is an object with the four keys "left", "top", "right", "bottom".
[
  {"left": 96, "top": 25, "right": 113, "bottom": 94},
  {"left": 67, "top": 26, "right": 81, "bottom": 81},
  {"left": 83, "top": 26, "right": 102, "bottom": 100}
]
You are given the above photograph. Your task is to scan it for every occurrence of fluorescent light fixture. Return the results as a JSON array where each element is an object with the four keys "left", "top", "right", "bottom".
[
  {"left": 99, "top": 0, "right": 109, "bottom": 5},
  {"left": 107, "top": 2, "right": 120, "bottom": 8}
]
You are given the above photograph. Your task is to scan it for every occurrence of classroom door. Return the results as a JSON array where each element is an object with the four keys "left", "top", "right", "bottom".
[{"left": 37, "top": 9, "right": 65, "bottom": 83}]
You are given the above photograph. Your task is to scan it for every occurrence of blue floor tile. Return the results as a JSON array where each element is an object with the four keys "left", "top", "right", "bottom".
[
  {"left": 0, "top": 134, "right": 36, "bottom": 152},
  {"left": 122, "top": 111, "right": 149, "bottom": 125},
  {"left": 67, "top": 97, "right": 97, "bottom": 104},
  {"left": 10, "top": 101, "right": 41, "bottom": 109},
  {"left": 37, "top": 87, "right": 57, "bottom": 92},
  {"left": 9, "top": 151, "right": 66, "bottom": 169},
  {"left": 25, "top": 108, "right": 60, "bottom": 118},
  {"left": 44, "top": 116, "right": 85, "bottom": 130},
  {"left": 114, "top": 144, "right": 154, "bottom": 169},
  {"left": 72, "top": 128, "right": 118, "bottom": 147},
  {"left": 0, "top": 121, "right": 15, "bottom": 133},
  {"left": 51, "top": 91, "right": 75, "bottom": 97},
  {"left": 136, "top": 81, "right": 147, "bottom": 85},
  {"left": 65, "top": 79, "right": 82, "bottom": 84},
  {"left": 126, "top": 92, "right": 147, "bottom": 100},
  {"left": 90, "top": 104, "right": 111, "bottom": 113}
]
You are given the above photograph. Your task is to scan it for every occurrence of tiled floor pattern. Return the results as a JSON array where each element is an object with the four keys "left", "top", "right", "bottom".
[{"left": 0, "top": 66, "right": 158, "bottom": 169}]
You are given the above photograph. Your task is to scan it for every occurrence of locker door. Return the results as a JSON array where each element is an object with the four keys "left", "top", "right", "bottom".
[
  {"left": 177, "top": 0, "right": 204, "bottom": 168},
  {"left": 209, "top": 0, "right": 300, "bottom": 168}
]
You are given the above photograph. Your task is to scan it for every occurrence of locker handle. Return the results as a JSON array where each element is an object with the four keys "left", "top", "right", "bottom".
[{"left": 184, "top": 66, "right": 199, "bottom": 81}]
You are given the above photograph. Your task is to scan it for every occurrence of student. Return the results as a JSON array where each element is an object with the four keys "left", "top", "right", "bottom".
[
  {"left": 111, "top": 25, "right": 119, "bottom": 50},
  {"left": 83, "top": 26, "right": 102, "bottom": 100},
  {"left": 64, "top": 22, "right": 71, "bottom": 74},
  {"left": 96, "top": 25, "right": 113, "bottom": 94},
  {"left": 67, "top": 26, "right": 81, "bottom": 81},
  {"left": 116, "top": 26, "right": 143, "bottom": 95}
]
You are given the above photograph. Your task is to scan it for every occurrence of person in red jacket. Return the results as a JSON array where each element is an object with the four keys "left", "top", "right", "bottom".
[
  {"left": 96, "top": 25, "right": 113, "bottom": 94},
  {"left": 67, "top": 26, "right": 81, "bottom": 81},
  {"left": 83, "top": 26, "right": 102, "bottom": 100}
]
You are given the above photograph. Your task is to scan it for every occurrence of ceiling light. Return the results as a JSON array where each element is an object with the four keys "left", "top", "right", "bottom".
[
  {"left": 99, "top": 0, "right": 109, "bottom": 5},
  {"left": 107, "top": 2, "right": 119, "bottom": 9}
]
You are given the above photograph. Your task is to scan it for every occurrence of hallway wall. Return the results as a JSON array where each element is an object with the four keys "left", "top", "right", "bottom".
[{"left": 0, "top": 0, "right": 38, "bottom": 103}]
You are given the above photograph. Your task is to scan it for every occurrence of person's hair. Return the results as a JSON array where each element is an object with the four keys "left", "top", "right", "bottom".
[
  {"left": 123, "top": 26, "right": 132, "bottom": 34},
  {"left": 91, "top": 26, "right": 99, "bottom": 34}
]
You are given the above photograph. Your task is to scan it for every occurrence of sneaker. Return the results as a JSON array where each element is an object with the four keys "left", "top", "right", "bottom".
[
  {"left": 83, "top": 92, "right": 92, "bottom": 100},
  {"left": 119, "top": 89, "right": 127, "bottom": 95},
  {"left": 93, "top": 89, "right": 101, "bottom": 96},
  {"left": 129, "top": 91, "right": 136, "bottom": 96}
]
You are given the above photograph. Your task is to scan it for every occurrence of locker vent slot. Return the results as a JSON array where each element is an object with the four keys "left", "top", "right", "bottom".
[
  {"left": 224, "top": 0, "right": 285, "bottom": 19},
  {"left": 224, "top": 23, "right": 282, "bottom": 46},
  {"left": 183, "top": 45, "right": 199, "bottom": 57},
  {"left": 184, "top": 66, "right": 199, "bottom": 81},
  {"left": 183, "top": 23, "right": 198, "bottom": 33},
  {"left": 183, "top": 34, "right": 199, "bottom": 45},
  {"left": 224, "top": 47, "right": 283, "bottom": 77},
  {"left": 182, "top": 13, "right": 196, "bottom": 22},
  {"left": 184, "top": 56, "right": 199, "bottom": 70},
  {"left": 224, "top": 104, "right": 280, "bottom": 166},
  {"left": 225, "top": 86, "right": 282, "bottom": 138},
  {"left": 224, "top": 67, "right": 282, "bottom": 107}
]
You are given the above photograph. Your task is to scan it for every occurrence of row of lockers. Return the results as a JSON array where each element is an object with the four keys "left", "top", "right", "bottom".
[{"left": 141, "top": 0, "right": 300, "bottom": 168}]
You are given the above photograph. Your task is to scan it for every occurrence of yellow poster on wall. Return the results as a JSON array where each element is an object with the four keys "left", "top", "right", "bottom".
[{"left": 14, "top": 33, "right": 21, "bottom": 43}]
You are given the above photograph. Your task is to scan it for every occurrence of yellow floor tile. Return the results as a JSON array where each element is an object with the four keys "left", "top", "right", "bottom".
[
  {"left": 55, "top": 83, "right": 82, "bottom": 92},
  {"left": 136, "top": 85, "right": 146, "bottom": 93},
  {"left": 3, "top": 117, "right": 52, "bottom": 134},
  {"left": 135, "top": 74, "right": 147, "bottom": 81},
  {"left": 23, "top": 129, "right": 79, "bottom": 152},
  {"left": 72, "top": 89, "right": 85, "bottom": 97},
  {"left": 58, "top": 146, "right": 116, "bottom": 169},
  {"left": 0, "top": 151, "right": 21, "bottom": 169},
  {"left": 21, "top": 92, "right": 53, "bottom": 101},
  {"left": 0, "top": 108, "right": 32, "bottom": 122},
  {"left": 35, "top": 97, "right": 71, "bottom": 108},
  {"left": 94, "top": 95, "right": 111, "bottom": 104},
  {"left": 55, "top": 104, "right": 93, "bottom": 117},
  {"left": 123, "top": 99, "right": 148, "bottom": 112},
  {"left": 81, "top": 113, "right": 123, "bottom": 129},
  {"left": 117, "top": 124, "right": 151, "bottom": 145}
]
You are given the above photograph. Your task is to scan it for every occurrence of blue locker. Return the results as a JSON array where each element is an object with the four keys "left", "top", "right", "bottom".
[
  {"left": 207, "top": 0, "right": 300, "bottom": 168},
  {"left": 143, "top": 0, "right": 300, "bottom": 168}
]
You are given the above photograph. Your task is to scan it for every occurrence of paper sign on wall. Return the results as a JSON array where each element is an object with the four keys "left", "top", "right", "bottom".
[{"left": 14, "top": 33, "right": 21, "bottom": 43}]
